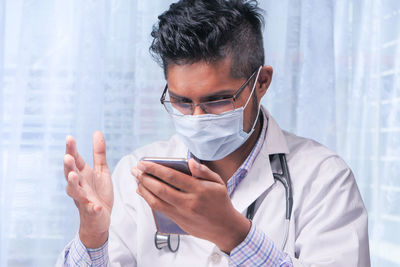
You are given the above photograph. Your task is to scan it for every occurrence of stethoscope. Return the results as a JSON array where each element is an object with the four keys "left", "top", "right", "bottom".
[{"left": 155, "top": 153, "right": 293, "bottom": 253}]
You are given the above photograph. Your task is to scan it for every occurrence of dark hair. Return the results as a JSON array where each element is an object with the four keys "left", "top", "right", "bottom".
[{"left": 150, "top": 0, "right": 265, "bottom": 79}]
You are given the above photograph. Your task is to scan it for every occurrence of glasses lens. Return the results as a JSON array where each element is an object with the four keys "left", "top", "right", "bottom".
[
  {"left": 164, "top": 101, "right": 193, "bottom": 115},
  {"left": 172, "top": 102, "right": 193, "bottom": 115},
  {"left": 202, "top": 99, "right": 234, "bottom": 114}
]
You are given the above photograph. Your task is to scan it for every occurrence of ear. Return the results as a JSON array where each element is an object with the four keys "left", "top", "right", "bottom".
[{"left": 256, "top": 65, "right": 273, "bottom": 99}]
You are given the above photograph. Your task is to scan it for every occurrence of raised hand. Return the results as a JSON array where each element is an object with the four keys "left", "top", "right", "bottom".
[{"left": 64, "top": 131, "right": 113, "bottom": 248}]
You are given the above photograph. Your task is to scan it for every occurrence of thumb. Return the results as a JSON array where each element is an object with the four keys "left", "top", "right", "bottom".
[
  {"left": 93, "top": 131, "right": 108, "bottom": 173},
  {"left": 85, "top": 201, "right": 104, "bottom": 216},
  {"left": 188, "top": 158, "right": 224, "bottom": 185}
]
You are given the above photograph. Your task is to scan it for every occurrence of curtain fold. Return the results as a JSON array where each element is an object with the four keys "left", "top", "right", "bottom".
[
  {"left": 0, "top": 0, "right": 5, "bottom": 264},
  {"left": 0, "top": 0, "right": 399, "bottom": 266}
]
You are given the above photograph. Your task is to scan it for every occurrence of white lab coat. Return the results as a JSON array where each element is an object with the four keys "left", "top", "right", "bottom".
[{"left": 57, "top": 107, "right": 370, "bottom": 267}]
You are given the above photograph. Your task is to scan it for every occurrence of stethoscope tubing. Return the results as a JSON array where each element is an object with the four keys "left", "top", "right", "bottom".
[{"left": 273, "top": 154, "right": 293, "bottom": 220}]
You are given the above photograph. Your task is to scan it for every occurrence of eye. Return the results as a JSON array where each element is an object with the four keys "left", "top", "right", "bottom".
[{"left": 205, "top": 95, "right": 232, "bottom": 102}]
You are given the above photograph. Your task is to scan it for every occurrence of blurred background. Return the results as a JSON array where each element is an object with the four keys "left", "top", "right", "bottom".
[{"left": 0, "top": 0, "right": 399, "bottom": 266}]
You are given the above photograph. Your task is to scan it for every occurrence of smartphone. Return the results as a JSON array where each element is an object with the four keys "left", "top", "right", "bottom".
[
  {"left": 140, "top": 157, "right": 191, "bottom": 235},
  {"left": 140, "top": 157, "right": 191, "bottom": 176}
]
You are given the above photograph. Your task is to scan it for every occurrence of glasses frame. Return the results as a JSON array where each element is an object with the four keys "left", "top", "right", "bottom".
[{"left": 160, "top": 68, "right": 260, "bottom": 115}]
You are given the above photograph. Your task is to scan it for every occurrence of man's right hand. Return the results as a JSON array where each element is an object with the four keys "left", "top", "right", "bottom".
[{"left": 64, "top": 131, "right": 114, "bottom": 248}]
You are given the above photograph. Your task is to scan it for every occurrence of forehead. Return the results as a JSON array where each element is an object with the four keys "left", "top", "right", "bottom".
[{"left": 166, "top": 59, "right": 244, "bottom": 98}]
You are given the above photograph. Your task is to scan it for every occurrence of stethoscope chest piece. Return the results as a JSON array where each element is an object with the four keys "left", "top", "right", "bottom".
[{"left": 154, "top": 231, "right": 180, "bottom": 252}]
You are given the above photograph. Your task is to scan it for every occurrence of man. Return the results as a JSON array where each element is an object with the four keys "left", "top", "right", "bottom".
[{"left": 57, "top": 0, "right": 370, "bottom": 266}]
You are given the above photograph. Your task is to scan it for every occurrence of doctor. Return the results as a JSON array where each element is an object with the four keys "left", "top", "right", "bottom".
[{"left": 58, "top": 0, "right": 370, "bottom": 266}]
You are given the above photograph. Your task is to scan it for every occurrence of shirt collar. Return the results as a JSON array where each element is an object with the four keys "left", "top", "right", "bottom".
[{"left": 226, "top": 108, "right": 268, "bottom": 196}]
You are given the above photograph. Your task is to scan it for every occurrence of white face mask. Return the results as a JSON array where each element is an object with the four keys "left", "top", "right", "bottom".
[{"left": 170, "top": 67, "right": 262, "bottom": 161}]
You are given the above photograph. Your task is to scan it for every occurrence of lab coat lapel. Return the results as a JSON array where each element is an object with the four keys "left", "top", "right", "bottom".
[{"left": 230, "top": 107, "right": 290, "bottom": 214}]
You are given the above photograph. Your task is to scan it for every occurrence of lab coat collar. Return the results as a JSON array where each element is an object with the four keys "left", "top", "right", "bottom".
[
  {"left": 262, "top": 108, "right": 290, "bottom": 155},
  {"left": 231, "top": 106, "right": 290, "bottom": 214}
]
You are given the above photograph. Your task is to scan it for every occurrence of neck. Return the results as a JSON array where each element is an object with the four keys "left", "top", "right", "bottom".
[{"left": 203, "top": 113, "right": 263, "bottom": 184}]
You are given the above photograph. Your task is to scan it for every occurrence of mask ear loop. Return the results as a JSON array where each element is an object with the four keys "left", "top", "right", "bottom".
[{"left": 243, "top": 66, "right": 263, "bottom": 132}]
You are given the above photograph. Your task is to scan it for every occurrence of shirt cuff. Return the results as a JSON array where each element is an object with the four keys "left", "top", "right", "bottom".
[
  {"left": 87, "top": 238, "right": 109, "bottom": 266},
  {"left": 229, "top": 223, "right": 293, "bottom": 267},
  {"left": 65, "top": 234, "right": 109, "bottom": 267}
]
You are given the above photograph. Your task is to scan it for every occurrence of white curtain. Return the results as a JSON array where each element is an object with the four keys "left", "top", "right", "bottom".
[
  {"left": 0, "top": 0, "right": 399, "bottom": 266},
  {"left": 262, "top": 1, "right": 400, "bottom": 266},
  {"left": 0, "top": 1, "right": 174, "bottom": 265}
]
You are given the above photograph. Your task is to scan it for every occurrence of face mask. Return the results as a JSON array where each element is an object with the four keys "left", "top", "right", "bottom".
[{"left": 170, "top": 67, "right": 262, "bottom": 161}]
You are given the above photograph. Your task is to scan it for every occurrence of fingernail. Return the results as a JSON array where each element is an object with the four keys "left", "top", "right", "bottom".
[
  {"left": 190, "top": 158, "right": 199, "bottom": 169},
  {"left": 193, "top": 159, "right": 201, "bottom": 170},
  {"left": 131, "top": 168, "right": 139, "bottom": 177},
  {"left": 137, "top": 162, "right": 146, "bottom": 172}
]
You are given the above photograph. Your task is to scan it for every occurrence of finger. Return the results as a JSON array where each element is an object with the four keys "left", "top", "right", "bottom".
[
  {"left": 92, "top": 131, "right": 109, "bottom": 174},
  {"left": 137, "top": 161, "right": 197, "bottom": 192},
  {"left": 139, "top": 172, "right": 187, "bottom": 207},
  {"left": 64, "top": 154, "right": 79, "bottom": 181},
  {"left": 131, "top": 167, "right": 142, "bottom": 185},
  {"left": 136, "top": 182, "right": 174, "bottom": 213},
  {"left": 188, "top": 158, "right": 224, "bottom": 184},
  {"left": 66, "top": 171, "right": 86, "bottom": 202},
  {"left": 66, "top": 135, "right": 86, "bottom": 170}
]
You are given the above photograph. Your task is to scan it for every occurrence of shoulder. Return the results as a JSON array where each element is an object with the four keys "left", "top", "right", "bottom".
[
  {"left": 284, "top": 130, "right": 347, "bottom": 169},
  {"left": 283, "top": 131, "right": 354, "bottom": 190},
  {"left": 282, "top": 131, "right": 366, "bottom": 218},
  {"left": 284, "top": 131, "right": 338, "bottom": 162}
]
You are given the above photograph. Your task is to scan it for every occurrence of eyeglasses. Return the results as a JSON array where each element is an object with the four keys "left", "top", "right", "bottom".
[{"left": 160, "top": 68, "right": 259, "bottom": 116}]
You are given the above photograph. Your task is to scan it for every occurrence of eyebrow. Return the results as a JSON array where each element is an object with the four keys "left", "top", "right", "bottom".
[{"left": 169, "top": 89, "right": 236, "bottom": 102}]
